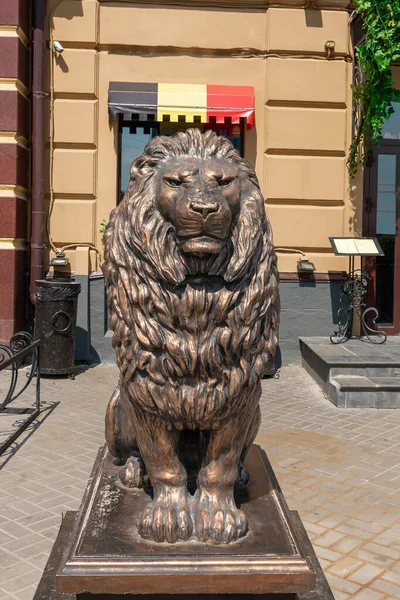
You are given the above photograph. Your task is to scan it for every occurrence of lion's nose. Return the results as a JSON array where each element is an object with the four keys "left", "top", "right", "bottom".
[{"left": 189, "top": 200, "right": 220, "bottom": 219}]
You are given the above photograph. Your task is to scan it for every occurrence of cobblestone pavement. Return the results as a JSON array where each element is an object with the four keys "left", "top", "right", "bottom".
[{"left": 1, "top": 364, "right": 400, "bottom": 600}]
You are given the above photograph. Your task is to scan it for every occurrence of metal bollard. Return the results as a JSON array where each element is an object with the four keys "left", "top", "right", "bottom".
[{"left": 34, "top": 280, "right": 81, "bottom": 375}]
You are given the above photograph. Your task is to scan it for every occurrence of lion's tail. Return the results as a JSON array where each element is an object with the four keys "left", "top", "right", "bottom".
[{"left": 105, "top": 382, "right": 138, "bottom": 464}]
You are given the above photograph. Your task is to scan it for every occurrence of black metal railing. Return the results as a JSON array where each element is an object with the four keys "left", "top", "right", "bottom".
[{"left": 0, "top": 332, "right": 41, "bottom": 456}]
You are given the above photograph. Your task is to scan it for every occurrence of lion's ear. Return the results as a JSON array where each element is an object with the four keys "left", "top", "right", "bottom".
[{"left": 225, "top": 183, "right": 265, "bottom": 283}]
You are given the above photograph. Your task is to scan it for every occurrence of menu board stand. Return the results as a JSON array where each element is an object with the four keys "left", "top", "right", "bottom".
[{"left": 328, "top": 237, "right": 386, "bottom": 345}]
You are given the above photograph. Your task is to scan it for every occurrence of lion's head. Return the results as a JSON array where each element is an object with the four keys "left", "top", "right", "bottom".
[
  {"left": 103, "top": 129, "right": 280, "bottom": 398},
  {"left": 109, "top": 128, "right": 268, "bottom": 286}
]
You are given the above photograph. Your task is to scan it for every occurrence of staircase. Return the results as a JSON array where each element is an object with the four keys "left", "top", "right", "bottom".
[{"left": 300, "top": 337, "right": 400, "bottom": 408}]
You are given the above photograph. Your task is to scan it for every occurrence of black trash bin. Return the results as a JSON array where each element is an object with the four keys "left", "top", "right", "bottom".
[{"left": 34, "top": 280, "right": 81, "bottom": 375}]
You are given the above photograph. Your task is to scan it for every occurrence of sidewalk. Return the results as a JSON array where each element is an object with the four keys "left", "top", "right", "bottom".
[{"left": 1, "top": 364, "right": 400, "bottom": 600}]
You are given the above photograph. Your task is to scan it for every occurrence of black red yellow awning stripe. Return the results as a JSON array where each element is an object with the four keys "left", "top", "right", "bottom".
[{"left": 108, "top": 82, "right": 255, "bottom": 127}]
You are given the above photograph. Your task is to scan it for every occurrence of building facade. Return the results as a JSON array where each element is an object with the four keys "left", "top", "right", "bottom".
[{"left": 1, "top": 0, "right": 399, "bottom": 363}]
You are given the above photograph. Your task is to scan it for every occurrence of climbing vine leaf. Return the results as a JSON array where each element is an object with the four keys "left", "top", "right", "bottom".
[{"left": 349, "top": 0, "right": 400, "bottom": 177}]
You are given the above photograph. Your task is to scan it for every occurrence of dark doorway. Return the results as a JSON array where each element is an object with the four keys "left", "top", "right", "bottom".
[{"left": 363, "top": 102, "right": 400, "bottom": 333}]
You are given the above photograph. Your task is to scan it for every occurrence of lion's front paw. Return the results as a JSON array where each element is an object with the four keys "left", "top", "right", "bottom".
[
  {"left": 194, "top": 490, "right": 248, "bottom": 544},
  {"left": 138, "top": 489, "right": 192, "bottom": 543}
]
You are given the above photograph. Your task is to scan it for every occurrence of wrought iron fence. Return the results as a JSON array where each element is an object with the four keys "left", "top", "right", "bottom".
[
  {"left": 0, "top": 332, "right": 41, "bottom": 456},
  {"left": 330, "top": 270, "right": 387, "bottom": 345}
]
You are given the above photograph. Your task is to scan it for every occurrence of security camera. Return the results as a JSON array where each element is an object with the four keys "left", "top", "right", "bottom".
[{"left": 53, "top": 41, "right": 65, "bottom": 54}]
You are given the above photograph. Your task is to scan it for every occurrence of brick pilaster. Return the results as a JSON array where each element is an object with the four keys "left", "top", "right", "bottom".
[{"left": 0, "top": 1, "right": 31, "bottom": 342}]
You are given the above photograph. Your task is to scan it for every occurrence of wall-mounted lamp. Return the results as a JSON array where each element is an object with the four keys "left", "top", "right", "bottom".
[
  {"left": 53, "top": 41, "right": 65, "bottom": 54},
  {"left": 297, "top": 259, "right": 316, "bottom": 273},
  {"left": 49, "top": 252, "right": 69, "bottom": 267},
  {"left": 325, "top": 40, "right": 336, "bottom": 59}
]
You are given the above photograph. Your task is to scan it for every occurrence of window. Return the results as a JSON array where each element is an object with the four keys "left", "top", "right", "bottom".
[
  {"left": 118, "top": 118, "right": 245, "bottom": 203},
  {"left": 382, "top": 102, "right": 400, "bottom": 141}
]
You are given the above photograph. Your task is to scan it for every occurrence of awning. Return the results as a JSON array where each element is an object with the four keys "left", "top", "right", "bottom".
[{"left": 108, "top": 82, "right": 255, "bottom": 127}]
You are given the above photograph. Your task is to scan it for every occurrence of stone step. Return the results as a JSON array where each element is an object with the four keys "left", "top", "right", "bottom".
[
  {"left": 299, "top": 337, "right": 400, "bottom": 408},
  {"left": 300, "top": 337, "right": 400, "bottom": 369},
  {"left": 331, "top": 366, "right": 400, "bottom": 377},
  {"left": 329, "top": 375, "right": 400, "bottom": 409}
]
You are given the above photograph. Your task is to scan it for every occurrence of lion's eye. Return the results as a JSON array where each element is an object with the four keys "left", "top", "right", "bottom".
[
  {"left": 218, "top": 177, "right": 234, "bottom": 187},
  {"left": 165, "top": 178, "right": 182, "bottom": 188}
]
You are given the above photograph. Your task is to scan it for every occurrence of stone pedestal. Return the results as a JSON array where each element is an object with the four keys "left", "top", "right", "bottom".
[{"left": 34, "top": 445, "right": 334, "bottom": 600}]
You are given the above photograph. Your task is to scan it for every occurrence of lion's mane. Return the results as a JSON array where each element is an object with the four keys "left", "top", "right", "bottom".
[{"left": 103, "top": 129, "right": 280, "bottom": 430}]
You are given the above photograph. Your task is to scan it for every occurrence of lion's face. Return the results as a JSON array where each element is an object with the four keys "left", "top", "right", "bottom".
[
  {"left": 114, "top": 129, "right": 269, "bottom": 285},
  {"left": 154, "top": 157, "right": 241, "bottom": 258}
]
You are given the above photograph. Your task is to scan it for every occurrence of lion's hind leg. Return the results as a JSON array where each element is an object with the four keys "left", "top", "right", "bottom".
[
  {"left": 105, "top": 383, "right": 147, "bottom": 488},
  {"left": 236, "top": 404, "right": 261, "bottom": 489},
  {"left": 119, "top": 455, "right": 149, "bottom": 489}
]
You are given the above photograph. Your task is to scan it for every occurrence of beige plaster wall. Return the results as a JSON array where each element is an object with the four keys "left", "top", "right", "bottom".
[
  {"left": 47, "top": 0, "right": 355, "bottom": 275},
  {"left": 99, "top": 4, "right": 267, "bottom": 49},
  {"left": 266, "top": 8, "right": 349, "bottom": 54}
]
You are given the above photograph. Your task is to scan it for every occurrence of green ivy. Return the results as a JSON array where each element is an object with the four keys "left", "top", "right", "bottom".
[
  {"left": 100, "top": 218, "right": 108, "bottom": 235},
  {"left": 348, "top": 0, "right": 400, "bottom": 178}
]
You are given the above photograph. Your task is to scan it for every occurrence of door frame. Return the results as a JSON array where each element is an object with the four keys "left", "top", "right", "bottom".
[{"left": 363, "top": 142, "right": 400, "bottom": 334}]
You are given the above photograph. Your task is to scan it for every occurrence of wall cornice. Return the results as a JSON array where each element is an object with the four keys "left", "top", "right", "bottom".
[{"left": 99, "top": 0, "right": 351, "bottom": 10}]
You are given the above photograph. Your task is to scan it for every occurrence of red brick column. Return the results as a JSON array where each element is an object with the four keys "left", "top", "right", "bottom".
[{"left": 0, "top": 1, "right": 30, "bottom": 342}]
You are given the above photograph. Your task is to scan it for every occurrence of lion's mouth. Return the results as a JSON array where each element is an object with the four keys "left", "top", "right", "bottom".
[{"left": 181, "top": 236, "right": 222, "bottom": 256}]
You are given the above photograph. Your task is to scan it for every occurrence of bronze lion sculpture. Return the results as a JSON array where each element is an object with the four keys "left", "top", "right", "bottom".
[{"left": 103, "top": 128, "right": 280, "bottom": 545}]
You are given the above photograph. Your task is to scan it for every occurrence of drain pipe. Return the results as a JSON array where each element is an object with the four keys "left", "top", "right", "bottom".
[{"left": 30, "top": 0, "right": 46, "bottom": 304}]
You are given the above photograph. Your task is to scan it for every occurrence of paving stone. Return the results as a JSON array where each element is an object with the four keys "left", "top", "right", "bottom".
[
  {"left": 351, "top": 589, "right": 385, "bottom": 599},
  {"left": 362, "top": 543, "right": 400, "bottom": 561},
  {"left": 25, "top": 552, "right": 51, "bottom": 571},
  {"left": 346, "top": 519, "right": 384, "bottom": 535},
  {"left": 313, "top": 530, "right": 346, "bottom": 548},
  {"left": 0, "top": 507, "right": 27, "bottom": 522},
  {"left": 327, "top": 555, "right": 365, "bottom": 577},
  {"left": 0, "top": 548, "right": 20, "bottom": 568},
  {"left": 0, "top": 589, "right": 20, "bottom": 600},
  {"left": 14, "top": 585, "right": 37, "bottom": 600},
  {"left": 370, "top": 577, "right": 400, "bottom": 597},
  {"left": 356, "top": 508, "right": 386, "bottom": 523},
  {"left": 322, "top": 502, "right": 362, "bottom": 517},
  {"left": 312, "top": 545, "right": 343, "bottom": 563},
  {"left": 40, "top": 524, "right": 67, "bottom": 539},
  {"left": 0, "top": 522, "right": 37, "bottom": 540},
  {"left": 332, "top": 591, "right": 351, "bottom": 600},
  {"left": 301, "top": 521, "right": 327, "bottom": 536},
  {"left": 380, "top": 570, "right": 400, "bottom": 586},
  {"left": 372, "top": 512, "right": 400, "bottom": 528},
  {"left": 0, "top": 562, "right": 35, "bottom": 585},
  {"left": 15, "top": 511, "right": 54, "bottom": 529},
  {"left": 2, "top": 364, "right": 400, "bottom": 598},
  {"left": 317, "top": 514, "right": 348, "bottom": 529},
  {"left": 348, "top": 564, "right": 385, "bottom": 585},
  {"left": 303, "top": 507, "right": 334, "bottom": 523},
  {"left": 2, "top": 533, "right": 46, "bottom": 555},
  {"left": 350, "top": 548, "right": 395, "bottom": 569},
  {"left": 4, "top": 569, "right": 41, "bottom": 594},
  {"left": 335, "top": 524, "right": 377, "bottom": 541},
  {"left": 325, "top": 572, "right": 361, "bottom": 595},
  {"left": 332, "top": 536, "right": 364, "bottom": 554},
  {"left": 371, "top": 529, "right": 400, "bottom": 549},
  {"left": 15, "top": 539, "right": 54, "bottom": 560},
  {"left": 0, "top": 531, "right": 16, "bottom": 546}
]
